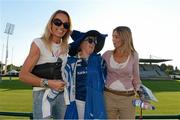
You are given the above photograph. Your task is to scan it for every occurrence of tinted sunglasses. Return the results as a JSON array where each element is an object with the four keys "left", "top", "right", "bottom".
[
  {"left": 52, "top": 18, "right": 70, "bottom": 29},
  {"left": 85, "top": 37, "right": 97, "bottom": 45}
]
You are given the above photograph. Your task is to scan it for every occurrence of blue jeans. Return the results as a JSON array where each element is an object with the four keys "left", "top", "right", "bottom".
[{"left": 33, "top": 90, "right": 66, "bottom": 119}]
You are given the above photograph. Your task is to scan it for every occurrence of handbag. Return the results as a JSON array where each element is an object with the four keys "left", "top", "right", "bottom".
[{"left": 31, "top": 59, "right": 62, "bottom": 79}]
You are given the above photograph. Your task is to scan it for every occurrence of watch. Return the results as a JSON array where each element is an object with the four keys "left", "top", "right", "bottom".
[{"left": 40, "top": 78, "right": 48, "bottom": 88}]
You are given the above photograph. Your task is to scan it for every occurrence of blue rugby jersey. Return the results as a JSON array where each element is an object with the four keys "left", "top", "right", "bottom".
[{"left": 75, "top": 58, "right": 88, "bottom": 101}]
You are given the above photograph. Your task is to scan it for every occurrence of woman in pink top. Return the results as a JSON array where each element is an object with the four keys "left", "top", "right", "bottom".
[{"left": 102, "top": 26, "right": 142, "bottom": 119}]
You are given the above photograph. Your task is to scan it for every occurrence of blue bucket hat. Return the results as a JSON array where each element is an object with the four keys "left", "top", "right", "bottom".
[{"left": 69, "top": 30, "right": 108, "bottom": 56}]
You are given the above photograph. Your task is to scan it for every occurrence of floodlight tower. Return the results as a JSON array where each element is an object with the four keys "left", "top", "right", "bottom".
[
  {"left": 4, "top": 23, "right": 15, "bottom": 75},
  {"left": 0, "top": 44, "right": 4, "bottom": 80}
]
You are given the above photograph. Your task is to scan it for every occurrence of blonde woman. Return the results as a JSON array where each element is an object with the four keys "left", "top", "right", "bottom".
[
  {"left": 102, "top": 26, "right": 142, "bottom": 119},
  {"left": 19, "top": 10, "right": 72, "bottom": 119}
]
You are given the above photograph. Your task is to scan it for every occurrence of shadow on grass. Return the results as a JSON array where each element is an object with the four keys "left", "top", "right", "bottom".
[
  {"left": 0, "top": 79, "right": 32, "bottom": 90},
  {"left": 142, "top": 80, "right": 180, "bottom": 92}
]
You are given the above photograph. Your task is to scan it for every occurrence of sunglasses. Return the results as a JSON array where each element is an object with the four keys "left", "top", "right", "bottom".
[
  {"left": 85, "top": 37, "right": 97, "bottom": 45},
  {"left": 52, "top": 18, "right": 70, "bottom": 29}
]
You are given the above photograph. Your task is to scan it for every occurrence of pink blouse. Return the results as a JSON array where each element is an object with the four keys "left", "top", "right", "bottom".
[{"left": 102, "top": 50, "right": 141, "bottom": 91}]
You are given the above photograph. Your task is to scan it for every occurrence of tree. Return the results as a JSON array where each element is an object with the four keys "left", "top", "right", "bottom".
[
  {"left": 165, "top": 65, "right": 174, "bottom": 75},
  {"left": 7, "top": 64, "right": 21, "bottom": 72},
  {"left": 160, "top": 64, "right": 174, "bottom": 75},
  {"left": 174, "top": 66, "right": 180, "bottom": 75},
  {"left": 160, "top": 64, "right": 167, "bottom": 71}
]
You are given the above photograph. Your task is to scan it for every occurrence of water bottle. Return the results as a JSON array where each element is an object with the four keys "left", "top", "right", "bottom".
[
  {"left": 47, "top": 89, "right": 60, "bottom": 102},
  {"left": 132, "top": 99, "right": 155, "bottom": 110}
]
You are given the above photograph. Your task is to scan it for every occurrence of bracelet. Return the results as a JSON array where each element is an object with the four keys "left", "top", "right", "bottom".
[{"left": 40, "top": 78, "right": 48, "bottom": 88}]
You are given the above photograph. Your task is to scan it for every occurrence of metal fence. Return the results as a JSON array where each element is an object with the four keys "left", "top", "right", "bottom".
[
  {"left": 0, "top": 112, "right": 33, "bottom": 119},
  {"left": 0, "top": 111, "right": 180, "bottom": 119}
]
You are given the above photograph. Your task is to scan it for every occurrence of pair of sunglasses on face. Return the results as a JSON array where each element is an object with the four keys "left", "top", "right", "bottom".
[
  {"left": 85, "top": 36, "right": 97, "bottom": 45},
  {"left": 52, "top": 18, "right": 70, "bottom": 29}
]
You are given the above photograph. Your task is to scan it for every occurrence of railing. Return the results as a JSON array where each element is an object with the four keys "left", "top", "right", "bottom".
[
  {"left": 0, "top": 112, "right": 33, "bottom": 119},
  {"left": 136, "top": 114, "right": 180, "bottom": 119},
  {"left": 0, "top": 112, "right": 180, "bottom": 119}
]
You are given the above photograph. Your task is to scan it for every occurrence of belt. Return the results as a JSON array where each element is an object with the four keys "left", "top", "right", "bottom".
[{"left": 105, "top": 87, "right": 135, "bottom": 96}]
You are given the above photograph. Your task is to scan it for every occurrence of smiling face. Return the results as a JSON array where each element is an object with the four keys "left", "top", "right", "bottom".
[
  {"left": 79, "top": 38, "right": 96, "bottom": 56},
  {"left": 51, "top": 13, "right": 70, "bottom": 40},
  {"left": 112, "top": 30, "right": 122, "bottom": 49},
  {"left": 112, "top": 26, "right": 136, "bottom": 55}
]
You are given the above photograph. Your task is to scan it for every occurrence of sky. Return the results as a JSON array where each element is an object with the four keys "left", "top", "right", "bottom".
[{"left": 0, "top": 0, "right": 180, "bottom": 69}]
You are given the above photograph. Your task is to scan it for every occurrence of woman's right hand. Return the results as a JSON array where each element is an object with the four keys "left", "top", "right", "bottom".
[{"left": 48, "top": 80, "right": 66, "bottom": 91}]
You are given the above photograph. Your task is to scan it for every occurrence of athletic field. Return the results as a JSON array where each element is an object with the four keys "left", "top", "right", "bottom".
[{"left": 0, "top": 77, "right": 180, "bottom": 119}]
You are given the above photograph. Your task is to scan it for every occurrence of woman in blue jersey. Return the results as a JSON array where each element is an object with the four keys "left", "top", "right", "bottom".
[{"left": 64, "top": 30, "right": 107, "bottom": 119}]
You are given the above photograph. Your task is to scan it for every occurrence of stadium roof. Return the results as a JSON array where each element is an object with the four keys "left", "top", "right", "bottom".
[{"left": 139, "top": 58, "right": 172, "bottom": 63}]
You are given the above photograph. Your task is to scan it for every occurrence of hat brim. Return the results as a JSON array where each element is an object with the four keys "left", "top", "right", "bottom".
[{"left": 69, "top": 30, "right": 107, "bottom": 56}]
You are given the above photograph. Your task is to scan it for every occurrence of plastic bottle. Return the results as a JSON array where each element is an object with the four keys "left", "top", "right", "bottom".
[
  {"left": 47, "top": 89, "right": 60, "bottom": 102},
  {"left": 132, "top": 99, "right": 155, "bottom": 110}
]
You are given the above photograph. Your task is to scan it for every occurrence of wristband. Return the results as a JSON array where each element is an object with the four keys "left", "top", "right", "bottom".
[{"left": 40, "top": 78, "right": 48, "bottom": 88}]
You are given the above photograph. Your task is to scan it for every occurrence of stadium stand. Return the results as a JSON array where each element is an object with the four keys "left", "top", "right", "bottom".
[{"left": 139, "top": 58, "right": 171, "bottom": 80}]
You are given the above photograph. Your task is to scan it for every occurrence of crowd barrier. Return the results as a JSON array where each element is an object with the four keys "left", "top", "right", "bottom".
[{"left": 0, "top": 111, "right": 180, "bottom": 119}]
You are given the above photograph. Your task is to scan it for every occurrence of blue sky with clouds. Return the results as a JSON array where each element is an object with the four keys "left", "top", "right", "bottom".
[{"left": 0, "top": 0, "right": 180, "bottom": 68}]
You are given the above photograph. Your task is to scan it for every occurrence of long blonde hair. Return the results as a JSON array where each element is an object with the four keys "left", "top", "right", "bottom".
[
  {"left": 41, "top": 10, "right": 72, "bottom": 54},
  {"left": 113, "top": 26, "right": 136, "bottom": 55}
]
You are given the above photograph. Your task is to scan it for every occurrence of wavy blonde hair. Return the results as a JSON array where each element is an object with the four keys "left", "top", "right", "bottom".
[
  {"left": 41, "top": 10, "right": 72, "bottom": 54},
  {"left": 113, "top": 26, "right": 136, "bottom": 56}
]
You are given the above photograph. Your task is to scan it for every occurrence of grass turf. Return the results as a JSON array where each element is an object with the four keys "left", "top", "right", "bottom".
[
  {"left": 0, "top": 77, "right": 180, "bottom": 119},
  {"left": 0, "top": 77, "right": 32, "bottom": 112},
  {"left": 139, "top": 80, "right": 180, "bottom": 115}
]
